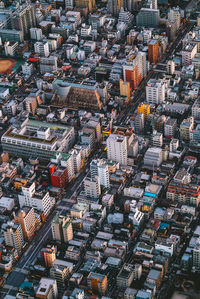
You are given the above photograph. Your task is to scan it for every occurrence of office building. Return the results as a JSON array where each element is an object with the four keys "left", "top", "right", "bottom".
[
  {"left": 40, "top": 56, "right": 58, "bottom": 74},
  {"left": 4, "top": 222, "right": 24, "bottom": 253},
  {"left": 30, "top": 28, "right": 43, "bottom": 40},
  {"left": 34, "top": 41, "right": 50, "bottom": 57},
  {"left": 168, "top": 7, "right": 181, "bottom": 30},
  {"left": 1, "top": 119, "right": 75, "bottom": 160},
  {"left": 182, "top": 43, "right": 197, "bottom": 66},
  {"left": 164, "top": 118, "right": 177, "bottom": 137},
  {"left": 87, "top": 272, "right": 107, "bottom": 295},
  {"left": 41, "top": 245, "right": 56, "bottom": 268},
  {"left": 36, "top": 278, "right": 58, "bottom": 299},
  {"left": 148, "top": 39, "right": 159, "bottom": 64},
  {"left": 144, "top": 147, "right": 163, "bottom": 168},
  {"left": 146, "top": 79, "right": 165, "bottom": 104},
  {"left": 167, "top": 60, "right": 175, "bottom": 75},
  {"left": 107, "top": 134, "right": 128, "bottom": 165},
  {"left": 18, "top": 182, "right": 53, "bottom": 216},
  {"left": 147, "top": 0, "right": 157, "bottom": 9},
  {"left": 51, "top": 215, "right": 73, "bottom": 243},
  {"left": 138, "top": 103, "right": 150, "bottom": 120},
  {"left": 14, "top": 207, "right": 38, "bottom": 241},
  {"left": 180, "top": 117, "right": 194, "bottom": 141},
  {"left": 107, "top": 0, "right": 123, "bottom": 15},
  {"left": 90, "top": 159, "right": 110, "bottom": 189},
  {"left": 65, "top": 0, "right": 74, "bottom": 8},
  {"left": 84, "top": 176, "right": 101, "bottom": 198},
  {"left": 136, "top": 8, "right": 160, "bottom": 28}
]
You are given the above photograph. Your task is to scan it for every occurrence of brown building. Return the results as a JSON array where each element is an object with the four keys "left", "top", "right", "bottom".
[
  {"left": 41, "top": 245, "right": 56, "bottom": 268},
  {"left": 14, "top": 207, "right": 39, "bottom": 240},
  {"left": 148, "top": 39, "right": 159, "bottom": 64},
  {"left": 75, "top": 0, "right": 95, "bottom": 12}
]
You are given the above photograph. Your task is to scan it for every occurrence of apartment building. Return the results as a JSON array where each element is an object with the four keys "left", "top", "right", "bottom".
[
  {"left": 164, "top": 118, "right": 177, "bottom": 137},
  {"left": 90, "top": 159, "right": 110, "bottom": 189},
  {"left": 14, "top": 207, "right": 38, "bottom": 241},
  {"left": 144, "top": 147, "right": 163, "bottom": 168},
  {"left": 4, "top": 222, "right": 24, "bottom": 253},
  {"left": 84, "top": 176, "right": 101, "bottom": 198},
  {"left": 51, "top": 215, "right": 73, "bottom": 243},
  {"left": 87, "top": 272, "right": 107, "bottom": 294},
  {"left": 146, "top": 79, "right": 165, "bottom": 104},
  {"left": 36, "top": 278, "right": 58, "bottom": 299},
  {"left": 107, "top": 134, "right": 128, "bottom": 165},
  {"left": 182, "top": 43, "right": 197, "bottom": 66},
  {"left": 41, "top": 245, "right": 56, "bottom": 268},
  {"left": 34, "top": 41, "right": 50, "bottom": 57}
]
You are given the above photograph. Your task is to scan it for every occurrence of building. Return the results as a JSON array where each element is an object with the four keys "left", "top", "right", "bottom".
[
  {"left": 36, "top": 278, "right": 58, "bottom": 299},
  {"left": 84, "top": 176, "right": 101, "bottom": 198},
  {"left": 22, "top": 63, "right": 34, "bottom": 76},
  {"left": 180, "top": 117, "right": 194, "bottom": 140},
  {"left": 148, "top": 39, "right": 159, "bottom": 64},
  {"left": 1, "top": 119, "right": 75, "bottom": 160},
  {"left": 14, "top": 207, "right": 37, "bottom": 241},
  {"left": 144, "top": 147, "right": 163, "bottom": 168},
  {"left": 164, "top": 118, "right": 177, "bottom": 137},
  {"left": 152, "top": 130, "right": 163, "bottom": 147},
  {"left": 192, "top": 98, "right": 200, "bottom": 120},
  {"left": 167, "top": 60, "right": 175, "bottom": 75},
  {"left": 145, "top": 268, "right": 162, "bottom": 290},
  {"left": 117, "top": 264, "right": 134, "bottom": 288},
  {"left": 87, "top": 272, "right": 107, "bottom": 294},
  {"left": 168, "top": 7, "right": 181, "bottom": 30},
  {"left": 4, "top": 41, "right": 18, "bottom": 56},
  {"left": 41, "top": 245, "right": 56, "bottom": 268},
  {"left": 136, "top": 8, "right": 160, "bottom": 28},
  {"left": 90, "top": 159, "right": 110, "bottom": 189},
  {"left": 34, "top": 41, "right": 50, "bottom": 57},
  {"left": 30, "top": 28, "right": 43, "bottom": 40},
  {"left": 51, "top": 215, "right": 73, "bottom": 243},
  {"left": 50, "top": 259, "right": 73, "bottom": 292},
  {"left": 146, "top": 79, "right": 165, "bottom": 104},
  {"left": 135, "top": 113, "right": 144, "bottom": 134},
  {"left": 120, "top": 80, "right": 131, "bottom": 100},
  {"left": 138, "top": 103, "right": 150, "bottom": 120},
  {"left": 18, "top": 182, "right": 53, "bottom": 216},
  {"left": 24, "top": 96, "right": 37, "bottom": 116},
  {"left": 75, "top": 0, "right": 95, "bottom": 11},
  {"left": 167, "top": 181, "right": 200, "bottom": 206},
  {"left": 107, "top": 134, "right": 127, "bottom": 165},
  {"left": 193, "top": 239, "right": 200, "bottom": 270},
  {"left": 182, "top": 43, "right": 197, "bottom": 66},
  {"left": 4, "top": 222, "right": 24, "bottom": 253},
  {"left": 40, "top": 56, "right": 58, "bottom": 74}
]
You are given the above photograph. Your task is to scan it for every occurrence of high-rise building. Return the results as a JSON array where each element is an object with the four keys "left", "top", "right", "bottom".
[
  {"left": 107, "top": 0, "right": 123, "bottom": 15},
  {"left": 146, "top": 79, "right": 165, "bottom": 104},
  {"left": 30, "top": 28, "right": 42, "bottom": 40},
  {"left": 90, "top": 159, "right": 110, "bottom": 189},
  {"left": 193, "top": 239, "right": 200, "bottom": 270},
  {"left": 168, "top": 7, "right": 181, "bottom": 29},
  {"left": 65, "top": 0, "right": 74, "bottom": 8},
  {"left": 36, "top": 278, "right": 58, "bottom": 299},
  {"left": 41, "top": 245, "right": 56, "bottom": 268},
  {"left": 51, "top": 215, "right": 73, "bottom": 243},
  {"left": 192, "top": 98, "right": 200, "bottom": 120},
  {"left": 84, "top": 176, "right": 101, "bottom": 198},
  {"left": 135, "top": 113, "right": 144, "bottom": 134},
  {"left": 34, "top": 41, "right": 50, "bottom": 57},
  {"left": 10, "top": 4, "right": 36, "bottom": 37},
  {"left": 148, "top": 39, "right": 159, "bottom": 64},
  {"left": 164, "top": 118, "right": 177, "bottom": 137},
  {"left": 120, "top": 80, "right": 131, "bottom": 100},
  {"left": 147, "top": 0, "right": 157, "bottom": 9},
  {"left": 4, "top": 222, "right": 24, "bottom": 253},
  {"left": 75, "top": 0, "right": 95, "bottom": 11},
  {"left": 137, "top": 103, "right": 150, "bottom": 120},
  {"left": 136, "top": 8, "right": 160, "bottom": 28},
  {"left": 180, "top": 117, "right": 194, "bottom": 141},
  {"left": 152, "top": 130, "right": 163, "bottom": 147},
  {"left": 107, "top": 134, "right": 128, "bottom": 165},
  {"left": 167, "top": 60, "right": 175, "bottom": 75},
  {"left": 14, "top": 207, "right": 38, "bottom": 241}
]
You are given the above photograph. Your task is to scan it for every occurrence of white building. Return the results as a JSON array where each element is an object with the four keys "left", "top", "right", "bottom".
[
  {"left": 167, "top": 60, "right": 175, "bottom": 75},
  {"left": 30, "top": 28, "right": 43, "bottom": 40},
  {"left": 4, "top": 41, "right": 18, "bottom": 56},
  {"left": 182, "top": 43, "right": 197, "bottom": 66},
  {"left": 34, "top": 41, "right": 50, "bottom": 57},
  {"left": 129, "top": 207, "right": 144, "bottom": 226},
  {"left": 18, "top": 182, "right": 53, "bottom": 216},
  {"left": 22, "top": 63, "right": 34, "bottom": 76},
  {"left": 146, "top": 79, "right": 165, "bottom": 104},
  {"left": 84, "top": 176, "right": 101, "bottom": 198},
  {"left": 155, "top": 239, "right": 174, "bottom": 256},
  {"left": 81, "top": 25, "right": 92, "bottom": 37},
  {"left": 193, "top": 239, "right": 200, "bottom": 270},
  {"left": 192, "top": 98, "right": 200, "bottom": 120},
  {"left": 152, "top": 130, "right": 163, "bottom": 147},
  {"left": 36, "top": 278, "right": 58, "bottom": 299},
  {"left": 107, "top": 134, "right": 127, "bottom": 165},
  {"left": 65, "top": 0, "right": 74, "bottom": 8},
  {"left": 144, "top": 147, "right": 163, "bottom": 167},
  {"left": 4, "top": 222, "right": 24, "bottom": 253},
  {"left": 90, "top": 159, "right": 110, "bottom": 188}
]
